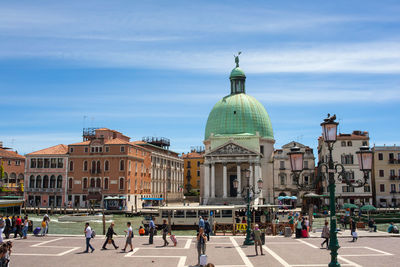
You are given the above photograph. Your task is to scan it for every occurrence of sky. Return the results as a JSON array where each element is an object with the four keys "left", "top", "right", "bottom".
[{"left": 1, "top": 0, "right": 400, "bottom": 155}]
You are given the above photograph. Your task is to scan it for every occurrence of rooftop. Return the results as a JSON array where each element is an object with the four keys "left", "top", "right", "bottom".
[
  {"left": 0, "top": 148, "right": 25, "bottom": 159},
  {"left": 27, "top": 144, "right": 68, "bottom": 155}
]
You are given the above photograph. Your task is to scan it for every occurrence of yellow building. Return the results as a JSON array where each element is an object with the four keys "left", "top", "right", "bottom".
[{"left": 181, "top": 149, "right": 204, "bottom": 193}]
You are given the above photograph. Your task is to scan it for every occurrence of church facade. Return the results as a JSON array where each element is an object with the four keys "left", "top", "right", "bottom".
[{"left": 200, "top": 57, "right": 275, "bottom": 205}]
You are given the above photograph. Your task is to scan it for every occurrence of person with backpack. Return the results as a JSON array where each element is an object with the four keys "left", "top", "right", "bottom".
[
  {"left": 197, "top": 227, "right": 207, "bottom": 266},
  {"left": 102, "top": 222, "right": 118, "bottom": 250},
  {"left": 84, "top": 222, "right": 95, "bottom": 253},
  {"left": 161, "top": 220, "right": 169, "bottom": 247},
  {"left": 121, "top": 222, "right": 133, "bottom": 252},
  {"left": 204, "top": 217, "right": 211, "bottom": 241}
]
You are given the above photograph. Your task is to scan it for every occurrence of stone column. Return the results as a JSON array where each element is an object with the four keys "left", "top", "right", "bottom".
[
  {"left": 204, "top": 164, "right": 210, "bottom": 199},
  {"left": 223, "top": 164, "right": 227, "bottom": 198},
  {"left": 211, "top": 164, "right": 215, "bottom": 198},
  {"left": 249, "top": 164, "right": 254, "bottom": 188},
  {"left": 237, "top": 164, "right": 241, "bottom": 198}
]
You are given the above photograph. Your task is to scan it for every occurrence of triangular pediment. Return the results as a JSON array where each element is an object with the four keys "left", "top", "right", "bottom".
[{"left": 206, "top": 141, "right": 260, "bottom": 156}]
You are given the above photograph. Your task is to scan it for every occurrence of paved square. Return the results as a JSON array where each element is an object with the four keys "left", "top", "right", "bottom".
[{"left": 10, "top": 235, "right": 400, "bottom": 267}]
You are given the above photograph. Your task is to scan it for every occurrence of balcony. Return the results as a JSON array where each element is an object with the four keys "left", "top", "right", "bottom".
[
  {"left": 88, "top": 187, "right": 102, "bottom": 193},
  {"left": 390, "top": 175, "right": 398, "bottom": 180},
  {"left": 279, "top": 167, "right": 286, "bottom": 170},
  {"left": 25, "top": 188, "right": 63, "bottom": 193},
  {"left": 389, "top": 159, "right": 400, "bottom": 164},
  {"left": 390, "top": 190, "right": 400, "bottom": 194}
]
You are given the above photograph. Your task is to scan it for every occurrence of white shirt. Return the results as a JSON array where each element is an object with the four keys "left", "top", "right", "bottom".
[
  {"left": 0, "top": 227, "right": 4, "bottom": 243},
  {"left": 127, "top": 226, "right": 132, "bottom": 236},
  {"left": 85, "top": 226, "right": 92, "bottom": 238}
]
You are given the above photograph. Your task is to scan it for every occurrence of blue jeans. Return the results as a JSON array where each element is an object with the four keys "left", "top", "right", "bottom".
[
  {"left": 22, "top": 226, "right": 28, "bottom": 237},
  {"left": 86, "top": 237, "right": 94, "bottom": 252}
]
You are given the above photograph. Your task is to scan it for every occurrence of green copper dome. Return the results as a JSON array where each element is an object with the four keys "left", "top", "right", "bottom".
[
  {"left": 230, "top": 67, "right": 246, "bottom": 78},
  {"left": 204, "top": 93, "right": 274, "bottom": 140}
]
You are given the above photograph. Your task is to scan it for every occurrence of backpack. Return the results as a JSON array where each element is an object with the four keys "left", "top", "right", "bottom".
[{"left": 91, "top": 230, "right": 96, "bottom": 238}]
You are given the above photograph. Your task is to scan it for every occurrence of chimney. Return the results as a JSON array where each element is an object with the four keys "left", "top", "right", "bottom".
[{"left": 0, "top": 141, "right": 2, "bottom": 148}]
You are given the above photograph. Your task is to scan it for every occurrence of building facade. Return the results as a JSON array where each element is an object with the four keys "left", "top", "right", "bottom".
[
  {"left": 181, "top": 148, "right": 204, "bottom": 193},
  {"left": 372, "top": 145, "right": 400, "bottom": 207},
  {"left": 134, "top": 138, "right": 184, "bottom": 203},
  {"left": 318, "top": 131, "right": 372, "bottom": 206},
  {"left": 0, "top": 142, "right": 25, "bottom": 197},
  {"left": 273, "top": 142, "right": 315, "bottom": 205},
  {"left": 25, "top": 144, "right": 68, "bottom": 207},
  {"left": 201, "top": 58, "right": 275, "bottom": 205},
  {"left": 67, "top": 128, "right": 152, "bottom": 210}
]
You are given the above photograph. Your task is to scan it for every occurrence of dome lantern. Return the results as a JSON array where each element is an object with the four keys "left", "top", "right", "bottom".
[{"left": 230, "top": 52, "right": 246, "bottom": 95}]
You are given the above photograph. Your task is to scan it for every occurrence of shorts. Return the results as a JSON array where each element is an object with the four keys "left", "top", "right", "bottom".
[{"left": 126, "top": 236, "right": 132, "bottom": 244}]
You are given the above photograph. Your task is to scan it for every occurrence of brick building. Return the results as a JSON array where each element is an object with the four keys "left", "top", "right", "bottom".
[
  {"left": 0, "top": 142, "right": 25, "bottom": 197},
  {"left": 25, "top": 144, "right": 68, "bottom": 207},
  {"left": 67, "top": 128, "right": 152, "bottom": 210},
  {"left": 181, "top": 148, "right": 204, "bottom": 193}
]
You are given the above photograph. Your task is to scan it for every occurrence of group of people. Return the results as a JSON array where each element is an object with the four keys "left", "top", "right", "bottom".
[{"left": 0, "top": 215, "right": 30, "bottom": 240}]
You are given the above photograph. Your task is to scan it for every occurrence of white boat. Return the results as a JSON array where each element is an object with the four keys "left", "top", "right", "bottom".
[{"left": 58, "top": 213, "right": 113, "bottom": 222}]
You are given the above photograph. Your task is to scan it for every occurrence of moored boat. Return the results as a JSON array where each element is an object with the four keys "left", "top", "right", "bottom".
[{"left": 58, "top": 213, "right": 113, "bottom": 222}]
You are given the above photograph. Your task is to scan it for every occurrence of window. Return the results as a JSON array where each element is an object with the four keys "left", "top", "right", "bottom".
[
  {"left": 50, "top": 175, "right": 56, "bottom": 188},
  {"left": 104, "top": 178, "right": 109, "bottom": 190},
  {"left": 51, "top": 158, "right": 57, "bottom": 168},
  {"left": 105, "top": 146, "right": 109, "bottom": 152},
  {"left": 391, "top": 184, "right": 396, "bottom": 192},
  {"left": 96, "top": 161, "right": 101, "bottom": 173},
  {"left": 280, "top": 161, "right": 285, "bottom": 169},
  {"left": 7, "top": 160, "right": 11, "bottom": 166},
  {"left": 68, "top": 178, "right": 73, "bottom": 189},
  {"left": 128, "top": 160, "right": 131, "bottom": 171},
  {"left": 197, "top": 161, "right": 200, "bottom": 167},
  {"left": 29, "top": 175, "right": 35, "bottom": 188},
  {"left": 389, "top": 153, "right": 394, "bottom": 160},
  {"left": 30, "top": 159, "right": 37, "bottom": 168},
  {"left": 380, "top": 184, "right": 385, "bottom": 192},
  {"left": 187, "top": 161, "right": 191, "bottom": 168},
  {"left": 104, "top": 160, "right": 109, "bottom": 171},
  {"left": 96, "top": 178, "right": 101, "bottom": 188},
  {"left": 83, "top": 161, "right": 88, "bottom": 171},
  {"left": 347, "top": 141, "right": 352, "bottom": 146},
  {"left": 120, "top": 146, "right": 125, "bottom": 152},
  {"left": 304, "top": 161, "right": 309, "bottom": 169},
  {"left": 90, "top": 178, "right": 95, "bottom": 188},
  {"left": 69, "top": 161, "right": 74, "bottom": 171},
  {"left": 91, "top": 161, "right": 96, "bottom": 173},
  {"left": 83, "top": 178, "right": 88, "bottom": 189},
  {"left": 379, "top": 170, "right": 384, "bottom": 177},
  {"left": 15, "top": 160, "right": 20, "bottom": 166},
  {"left": 197, "top": 170, "right": 200, "bottom": 176},
  {"left": 341, "top": 154, "right": 354, "bottom": 165},
  {"left": 260, "top": 145, "right": 264, "bottom": 155},
  {"left": 362, "top": 141, "right": 368, "bottom": 146},
  {"left": 341, "top": 141, "right": 346, "bottom": 147},
  {"left": 119, "top": 178, "right": 124, "bottom": 190},
  {"left": 43, "top": 158, "right": 49, "bottom": 168},
  {"left": 70, "top": 147, "right": 74, "bottom": 153},
  {"left": 57, "top": 158, "right": 63, "bottom": 168},
  {"left": 280, "top": 174, "right": 286, "bottom": 185},
  {"left": 57, "top": 175, "right": 62, "bottom": 188},
  {"left": 85, "top": 147, "right": 88, "bottom": 153},
  {"left": 120, "top": 160, "right": 125, "bottom": 171},
  {"left": 37, "top": 158, "right": 43, "bottom": 168},
  {"left": 91, "top": 147, "right": 95, "bottom": 153},
  {"left": 364, "top": 185, "right": 371, "bottom": 192},
  {"left": 378, "top": 153, "right": 383, "bottom": 160}
]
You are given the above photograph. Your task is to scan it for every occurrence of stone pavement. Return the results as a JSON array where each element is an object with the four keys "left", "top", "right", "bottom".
[
  {"left": 308, "top": 229, "right": 398, "bottom": 238},
  {"left": 10, "top": 234, "right": 400, "bottom": 267}
]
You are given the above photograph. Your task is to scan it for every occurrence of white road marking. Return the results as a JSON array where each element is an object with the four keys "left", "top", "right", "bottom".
[
  {"left": 184, "top": 238, "right": 191, "bottom": 249},
  {"left": 177, "top": 256, "right": 186, "bottom": 267},
  {"left": 57, "top": 247, "right": 80, "bottom": 256},
  {"left": 296, "top": 239, "right": 318, "bottom": 249},
  {"left": 338, "top": 255, "right": 362, "bottom": 267},
  {"left": 125, "top": 247, "right": 139, "bottom": 257},
  {"left": 31, "top": 237, "right": 64, "bottom": 247},
  {"left": 364, "top": 247, "right": 393, "bottom": 256},
  {"left": 230, "top": 237, "right": 254, "bottom": 267},
  {"left": 262, "top": 245, "right": 290, "bottom": 267}
]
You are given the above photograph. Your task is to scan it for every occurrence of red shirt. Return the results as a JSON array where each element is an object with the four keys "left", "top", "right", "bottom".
[{"left": 16, "top": 218, "right": 22, "bottom": 226}]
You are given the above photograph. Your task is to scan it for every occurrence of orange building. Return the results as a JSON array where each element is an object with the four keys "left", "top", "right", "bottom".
[
  {"left": 181, "top": 148, "right": 204, "bottom": 193},
  {"left": 67, "top": 128, "right": 152, "bottom": 210},
  {"left": 25, "top": 144, "right": 68, "bottom": 207},
  {"left": 0, "top": 142, "right": 25, "bottom": 197}
]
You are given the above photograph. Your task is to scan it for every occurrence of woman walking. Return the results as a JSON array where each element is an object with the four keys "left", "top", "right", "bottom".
[
  {"left": 197, "top": 227, "right": 207, "bottom": 266},
  {"left": 161, "top": 219, "right": 169, "bottom": 247},
  {"left": 321, "top": 221, "right": 329, "bottom": 249},
  {"left": 295, "top": 216, "right": 302, "bottom": 238},
  {"left": 22, "top": 216, "right": 29, "bottom": 239},
  {"left": 121, "top": 222, "right": 133, "bottom": 252}
]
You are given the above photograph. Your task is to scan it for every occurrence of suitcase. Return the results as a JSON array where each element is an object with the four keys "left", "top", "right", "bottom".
[
  {"left": 33, "top": 227, "right": 41, "bottom": 235},
  {"left": 199, "top": 254, "right": 207, "bottom": 266},
  {"left": 301, "top": 229, "right": 308, "bottom": 238},
  {"left": 170, "top": 234, "right": 177, "bottom": 246}
]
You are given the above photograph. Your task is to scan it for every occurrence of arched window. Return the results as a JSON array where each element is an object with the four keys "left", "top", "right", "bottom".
[
  {"left": 347, "top": 141, "right": 352, "bottom": 146},
  {"left": 96, "top": 178, "right": 101, "bottom": 188},
  {"left": 69, "top": 161, "right": 74, "bottom": 171},
  {"left": 9, "top": 173, "right": 16, "bottom": 184},
  {"left": 29, "top": 175, "right": 35, "bottom": 188},
  {"left": 341, "top": 141, "right": 346, "bottom": 147},
  {"left": 3, "top": 173, "right": 8, "bottom": 184},
  {"left": 104, "top": 160, "right": 109, "bottom": 171},
  {"left": 83, "top": 161, "right": 88, "bottom": 171},
  {"left": 119, "top": 177, "right": 124, "bottom": 190},
  {"left": 280, "top": 174, "right": 286, "bottom": 185},
  {"left": 43, "top": 175, "right": 49, "bottom": 188},
  {"left": 57, "top": 175, "right": 63, "bottom": 188},
  {"left": 97, "top": 161, "right": 101, "bottom": 173},
  {"left": 83, "top": 178, "right": 88, "bottom": 189},
  {"left": 90, "top": 178, "right": 95, "bottom": 188},
  {"left": 36, "top": 175, "right": 42, "bottom": 188},
  {"left": 50, "top": 175, "right": 56, "bottom": 188},
  {"left": 18, "top": 173, "right": 24, "bottom": 184},
  {"left": 120, "top": 160, "right": 125, "bottom": 171},
  {"left": 68, "top": 178, "right": 73, "bottom": 189},
  {"left": 30, "top": 158, "right": 37, "bottom": 168},
  {"left": 104, "top": 178, "right": 109, "bottom": 190},
  {"left": 91, "top": 161, "right": 96, "bottom": 173}
]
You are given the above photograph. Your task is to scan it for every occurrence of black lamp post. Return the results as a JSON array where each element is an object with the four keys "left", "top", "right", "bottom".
[
  {"left": 288, "top": 114, "right": 373, "bottom": 267},
  {"left": 233, "top": 169, "right": 263, "bottom": 246}
]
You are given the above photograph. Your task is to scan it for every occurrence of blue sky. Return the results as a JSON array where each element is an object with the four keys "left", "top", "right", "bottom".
[{"left": 1, "top": 0, "right": 400, "bottom": 154}]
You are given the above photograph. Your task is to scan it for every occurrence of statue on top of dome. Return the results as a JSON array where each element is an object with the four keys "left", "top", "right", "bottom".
[{"left": 234, "top": 51, "right": 241, "bottom": 68}]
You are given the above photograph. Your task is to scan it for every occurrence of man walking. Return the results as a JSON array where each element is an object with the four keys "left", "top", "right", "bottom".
[
  {"left": 84, "top": 222, "right": 95, "bottom": 253},
  {"left": 149, "top": 217, "right": 156, "bottom": 244},
  {"left": 204, "top": 217, "right": 211, "bottom": 241},
  {"left": 14, "top": 216, "right": 22, "bottom": 238},
  {"left": 102, "top": 222, "right": 118, "bottom": 250},
  {"left": 4, "top": 216, "right": 11, "bottom": 239},
  {"left": 253, "top": 224, "right": 264, "bottom": 256},
  {"left": 121, "top": 222, "right": 133, "bottom": 252},
  {"left": 161, "top": 219, "right": 169, "bottom": 246}
]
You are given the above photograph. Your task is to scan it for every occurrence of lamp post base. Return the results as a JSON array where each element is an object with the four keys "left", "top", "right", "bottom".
[
  {"left": 243, "top": 239, "right": 254, "bottom": 246},
  {"left": 329, "top": 262, "right": 341, "bottom": 267}
]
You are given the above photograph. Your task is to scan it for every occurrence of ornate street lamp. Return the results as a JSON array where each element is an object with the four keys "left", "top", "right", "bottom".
[
  {"left": 288, "top": 143, "right": 315, "bottom": 191},
  {"left": 233, "top": 169, "right": 263, "bottom": 246}
]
